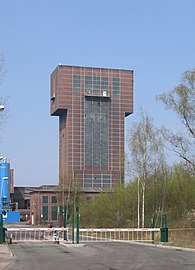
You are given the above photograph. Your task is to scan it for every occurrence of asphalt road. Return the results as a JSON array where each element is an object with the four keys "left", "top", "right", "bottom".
[{"left": 6, "top": 241, "right": 195, "bottom": 270}]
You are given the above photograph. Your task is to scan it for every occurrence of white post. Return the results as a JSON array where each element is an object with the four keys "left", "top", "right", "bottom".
[
  {"left": 32, "top": 213, "right": 34, "bottom": 225},
  {"left": 137, "top": 177, "right": 140, "bottom": 229}
]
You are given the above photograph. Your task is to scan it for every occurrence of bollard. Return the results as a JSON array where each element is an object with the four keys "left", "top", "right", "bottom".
[
  {"left": 160, "top": 214, "right": 168, "bottom": 242},
  {"left": 0, "top": 214, "right": 3, "bottom": 244},
  {"left": 151, "top": 217, "right": 155, "bottom": 242},
  {"left": 76, "top": 206, "right": 79, "bottom": 244},
  {"left": 10, "top": 233, "right": 13, "bottom": 244},
  {"left": 72, "top": 212, "right": 75, "bottom": 244},
  {"left": 63, "top": 206, "right": 67, "bottom": 241},
  {"left": 3, "top": 227, "right": 7, "bottom": 243},
  {"left": 160, "top": 227, "right": 168, "bottom": 242}
]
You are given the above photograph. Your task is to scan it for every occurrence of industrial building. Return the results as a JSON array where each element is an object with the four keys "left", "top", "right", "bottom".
[{"left": 50, "top": 65, "right": 134, "bottom": 193}]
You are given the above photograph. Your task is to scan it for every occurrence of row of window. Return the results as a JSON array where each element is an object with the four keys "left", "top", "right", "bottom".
[
  {"left": 42, "top": 206, "right": 57, "bottom": 221},
  {"left": 84, "top": 174, "right": 112, "bottom": 189},
  {"left": 42, "top": 196, "right": 57, "bottom": 204},
  {"left": 73, "top": 75, "right": 120, "bottom": 95}
]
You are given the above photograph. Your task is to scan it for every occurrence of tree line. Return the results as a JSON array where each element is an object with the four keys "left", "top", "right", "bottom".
[{"left": 80, "top": 165, "right": 194, "bottom": 229}]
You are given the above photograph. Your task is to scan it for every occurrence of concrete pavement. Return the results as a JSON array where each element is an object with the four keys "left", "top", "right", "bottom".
[{"left": 0, "top": 244, "right": 13, "bottom": 270}]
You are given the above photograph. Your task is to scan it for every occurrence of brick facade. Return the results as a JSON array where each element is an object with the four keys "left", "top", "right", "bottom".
[{"left": 50, "top": 65, "right": 134, "bottom": 192}]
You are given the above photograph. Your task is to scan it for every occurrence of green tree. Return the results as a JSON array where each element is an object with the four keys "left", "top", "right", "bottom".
[
  {"left": 157, "top": 70, "right": 195, "bottom": 172},
  {"left": 128, "top": 110, "right": 165, "bottom": 228}
]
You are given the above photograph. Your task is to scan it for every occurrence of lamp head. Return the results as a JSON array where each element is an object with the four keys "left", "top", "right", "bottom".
[{"left": 0, "top": 105, "right": 5, "bottom": 111}]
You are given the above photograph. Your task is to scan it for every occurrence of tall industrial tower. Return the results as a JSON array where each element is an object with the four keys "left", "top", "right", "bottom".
[{"left": 50, "top": 65, "right": 133, "bottom": 192}]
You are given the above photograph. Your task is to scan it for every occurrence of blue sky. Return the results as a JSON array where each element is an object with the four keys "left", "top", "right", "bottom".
[{"left": 0, "top": 0, "right": 194, "bottom": 186}]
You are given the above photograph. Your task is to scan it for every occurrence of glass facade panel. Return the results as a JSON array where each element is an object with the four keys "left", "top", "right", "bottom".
[
  {"left": 85, "top": 97, "right": 109, "bottom": 167},
  {"left": 103, "top": 175, "right": 111, "bottom": 188},
  {"left": 73, "top": 75, "right": 80, "bottom": 91},
  {"left": 112, "top": 78, "right": 120, "bottom": 95},
  {"left": 93, "top": 76, "right": 100, "bottom": 96},
  {"left": 84, "top": 174, "right": 92, "bottom": 187},
  {"left": 85, "top": 76, "right": 93, "bottom": 94},
  {"left": 101, "top": 77, "right": 108, "bottom": 96},
  {"left": 84, "top": 174, "right": 112, "bottom": 189},
  {"left": 93, "top": 175, "right": 101, "bottom": 188},
  {"left": 43, "top": 206, "right": 48, "bottom": 221},
  {"left": 85, "top": 76, "right": 108, "bottom": 96}
]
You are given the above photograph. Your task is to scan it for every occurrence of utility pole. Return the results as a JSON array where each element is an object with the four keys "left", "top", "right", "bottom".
[
  {"left": 0, "top": 104, "right": 5, "bottom": 243},
  {"left": 137, "top": 177, "right": 140, "bottom": 229}
]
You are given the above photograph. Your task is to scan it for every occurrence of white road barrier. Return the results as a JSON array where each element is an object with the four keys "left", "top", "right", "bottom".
[
  {"left": 6, "top": 227, "right": 160, "bottom": 243},
  {"left": 6, "top": 227, "right": 68, "bottom": 242},
  {"left": 78, "top": 228, "right": 160, "bottom": 242}
]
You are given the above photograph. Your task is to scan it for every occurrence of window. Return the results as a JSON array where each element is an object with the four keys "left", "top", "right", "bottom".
[
  {"left": 85, "top": 76, "right": 109, "bottom": 96},
  {"left": 101, "top": 77, "right": 108, "bottom": 96},
  {"left": 73, "top": 75, "right": 80, "bottom": 92},
  {"left": 51, "top": 196, "right": 57, "bottom": 204},
  {"left": 42, "top": 196, "right": 48, "bottom": 204},
  {"left": 112, "top": 78, "right": 120, "bottom": 95},
  {"left": 93, "top": 175, "right": 101, "bottom": 188},
  {"left": 103, "top": 175, "right": 111, "bottom": 188},
  {"left": 84, "top": 174, "right": 92, "bottom": 187},
  {"left": 42, "top": 206, "right": 48, "bottom": 221},
  {"left": 85, "top": 76, "right": 93, "bottom": 94},
  {"left": 93, "top": 76, "right": 100, "bottom": 95},
  {"left": 84, "top": 174, "right": 112, "bottom": 189},
  {"left": 51, "top": 206, "right": 58, "bottom": 220}
]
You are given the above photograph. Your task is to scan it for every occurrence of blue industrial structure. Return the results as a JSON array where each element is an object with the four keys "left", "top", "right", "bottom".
[
  {"left": 0, "top": 158, "right": 20, "bottom": 222},
  {"left": 0, "top": 160, "right": 10, "bottom": 211}
]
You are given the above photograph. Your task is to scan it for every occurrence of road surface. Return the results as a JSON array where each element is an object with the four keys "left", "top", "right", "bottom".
[{"left": 6, "top": 241, "right": 195, "bottom": 270}]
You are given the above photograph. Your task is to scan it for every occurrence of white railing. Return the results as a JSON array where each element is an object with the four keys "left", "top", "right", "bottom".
[
  {"left": 6, "top": 227, "right": 68, "bottom": 242},
  {"left": 78, "top": 228, "right": 160, "bottom": 242},
  {"left": 6, "top": 227, "right": 160, "bottom": 243}
]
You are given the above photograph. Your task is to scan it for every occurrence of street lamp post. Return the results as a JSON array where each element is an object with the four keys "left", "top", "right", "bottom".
[{"left": 0, "top": 105, "right": 5, "bottom": 243}]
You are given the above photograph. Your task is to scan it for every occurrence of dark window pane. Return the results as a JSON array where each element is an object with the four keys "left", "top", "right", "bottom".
[
  {"left": 101, "top": 77, "right": 108, "bottom": 96},
  {"left": 93, "top": 76, "right": 100, "bottom": 95},
  {"left": 85, "top": 76, "right": 93, "bottom": 94},
  {"left": 112, "top": 78, "right": 120, "bottom": 95},
  {"left": 85, "top": 97, "right": 109, "bottom": 167},
  {"left": 84, "top": 174, "right": 92, "bottom": 187},
  {"left": 84, "top": 174, "right": 112, "bottom": 189},
  {"left": 42, "top": 196, "right": 48, "bottom": 204},
  {"left": 93, "top": 175, "right": 101, "bottom": 188},
  {"left": 52, "top": 206, "right": 58, "bottom": 220},
  {"left": 52, "top": 196, "right": 57, "bottom": 204},
  {"left": 43, "top": 206, "right": 48, "bottom": 221},
  {"left": 73, "top": 75, "right": 80, "bottom": 92}
]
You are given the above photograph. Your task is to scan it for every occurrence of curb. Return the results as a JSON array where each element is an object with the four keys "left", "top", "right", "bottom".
[
  {"left": 59, "top": 241, "right": 86, "bottom": 248},
  {"left": 156, "top": 243, "right": 195, "bottom": 252}
]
